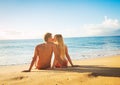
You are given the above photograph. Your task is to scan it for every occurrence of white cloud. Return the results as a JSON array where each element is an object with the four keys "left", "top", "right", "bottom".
[
  {"left": 0, "top": 16, "right": 120, "bottom": 40},
  {"left": 0, "top": 29, "right": 42, "bottom": 40},
  {"left": 81, "top": 16, "right": 120, "bottom": 36},
  {"left": 103, "top": 16, "right": 119, "bottom": 28}
]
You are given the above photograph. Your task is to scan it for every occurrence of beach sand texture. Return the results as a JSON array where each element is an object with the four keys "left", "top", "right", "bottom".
[{"left": 0, "top": 55, "right": 120, "bottom": 85}]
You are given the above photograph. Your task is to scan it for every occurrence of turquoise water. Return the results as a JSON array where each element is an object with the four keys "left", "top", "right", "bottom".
[{"left": 0, "top": 36, "right": 120, "bottom": 65}]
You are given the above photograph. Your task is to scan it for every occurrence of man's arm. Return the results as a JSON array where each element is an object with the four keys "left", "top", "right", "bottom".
[
  {"left": 28, "top": 55, "right": 37, "bottom": 71},
  {"left": 22, "top": 46, "right": 38, "bottom": 72}
]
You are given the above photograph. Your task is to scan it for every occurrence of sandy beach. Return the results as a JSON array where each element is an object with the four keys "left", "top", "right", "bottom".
[{"left": 0, "top": 55, "right": 120, "bottom": 85}]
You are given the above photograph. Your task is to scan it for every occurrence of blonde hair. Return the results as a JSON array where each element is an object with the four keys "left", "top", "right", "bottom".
[{"left": 55, "top": 34, "right": 65, "bottom": 58}]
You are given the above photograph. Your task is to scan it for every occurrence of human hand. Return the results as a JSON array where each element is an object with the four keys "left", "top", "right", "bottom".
[
  {"left": 22, "top": 70, "right": 30, "bottom": 72},
  {"left": 72, "top": 65, "right": 80, "bottom": 67}
]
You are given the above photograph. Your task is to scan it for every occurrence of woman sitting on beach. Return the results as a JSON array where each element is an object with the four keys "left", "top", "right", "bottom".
[{"left": 52, "top": 34, "right": 74, "bottom": 68}]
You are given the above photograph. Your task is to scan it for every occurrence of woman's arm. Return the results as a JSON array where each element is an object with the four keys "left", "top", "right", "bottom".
[{"left": 65, "top": 45, "right": 74, "bottom": 66}]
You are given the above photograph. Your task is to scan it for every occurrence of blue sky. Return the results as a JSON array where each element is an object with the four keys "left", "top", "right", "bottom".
[{"left": 0, "top": 0, "right": 120, "bottom": 40}]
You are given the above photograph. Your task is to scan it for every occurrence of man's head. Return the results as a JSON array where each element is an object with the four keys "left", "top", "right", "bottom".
[{"left": 44, "top": 32, "right": 52, "bottom": 42}]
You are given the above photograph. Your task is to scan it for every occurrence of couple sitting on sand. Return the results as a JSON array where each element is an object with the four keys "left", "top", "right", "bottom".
[{"left": 23, "top": 32, "right": 75, "bottom": 72}]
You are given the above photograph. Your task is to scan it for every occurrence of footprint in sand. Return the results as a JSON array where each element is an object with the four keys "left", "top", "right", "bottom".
[{"left": 10, "top": 76, "right": 28, "bottom": 80}]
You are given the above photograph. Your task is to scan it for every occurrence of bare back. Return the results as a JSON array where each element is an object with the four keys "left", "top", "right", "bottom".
[{"left": 35, "top": 42, "right": 56, "bottom": 69}]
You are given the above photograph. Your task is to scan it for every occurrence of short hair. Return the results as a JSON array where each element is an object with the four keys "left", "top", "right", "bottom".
[{"left": 44, "top": 33, "right": 52, "bottom": 42}]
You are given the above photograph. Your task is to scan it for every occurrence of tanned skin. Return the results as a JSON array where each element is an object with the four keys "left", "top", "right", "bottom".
[{"left": 23, "top": 36, "right": 63, "bottom": 72}]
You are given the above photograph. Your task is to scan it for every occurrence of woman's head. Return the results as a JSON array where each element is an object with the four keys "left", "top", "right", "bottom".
[
  {"left": 54, "top": 34, "right": 64, "bottom": 45},
  {"left": 54, "top": 34, "right": 65, "bottom": 57}
]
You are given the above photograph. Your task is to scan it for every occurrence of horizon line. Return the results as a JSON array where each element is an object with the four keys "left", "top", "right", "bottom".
[{"left": 0, "top": 35, "right": 120, "bottom": 41}]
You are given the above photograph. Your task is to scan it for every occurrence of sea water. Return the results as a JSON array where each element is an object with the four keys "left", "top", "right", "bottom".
[{"left": 0, "top": 36, "right": 120, "bottom": 65}]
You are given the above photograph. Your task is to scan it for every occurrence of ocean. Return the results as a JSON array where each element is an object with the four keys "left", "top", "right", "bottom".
[{"left": 0, "top": 36, "right": 120, "bottom": 66}]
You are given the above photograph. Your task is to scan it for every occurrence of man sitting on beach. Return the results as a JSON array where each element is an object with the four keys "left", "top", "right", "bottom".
[{"left": 23, "top": 32, "right": 63, "bottom": 72}]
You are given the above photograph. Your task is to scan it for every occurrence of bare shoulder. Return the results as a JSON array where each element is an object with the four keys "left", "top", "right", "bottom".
[
  {"left": 36, "top": 43, "right": 57, "bottom": 49},
  {"left": 48, "top": 43, "right": 58, "bottom": 49},
  {"left": 35, "top": 43, "right": 46, "bottom": 48},
  {"left": 46, "top": 42, "right": 56, "bottom": 46}
]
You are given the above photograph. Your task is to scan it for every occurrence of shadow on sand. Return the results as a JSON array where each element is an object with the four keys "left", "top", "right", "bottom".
[{"left": 50, "top": 65, "right": 120, "bottom": 77}]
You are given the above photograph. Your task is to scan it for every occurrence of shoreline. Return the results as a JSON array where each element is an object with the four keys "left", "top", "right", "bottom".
[
  {"left": 0, "top": 55, "right": 120, "bottom": 85},
  {"left": 0, "top": 54, "right": 120, "bottom": 67},
  {"left": 0, "top": 54, "right": 120, "bottom": 66}
]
